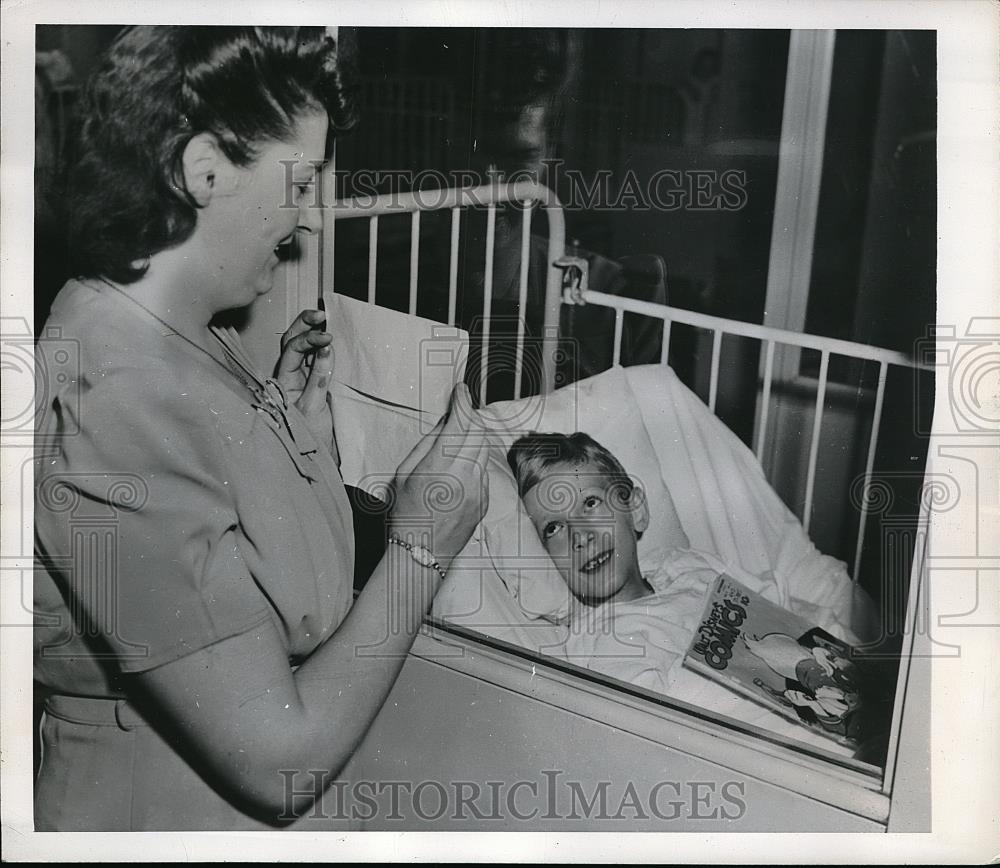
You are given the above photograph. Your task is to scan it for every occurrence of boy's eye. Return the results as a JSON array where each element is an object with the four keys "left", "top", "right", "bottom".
[
  {"left": 583, "top": 495, "right": 602, "bottom": 509},
  {"left": 542, "top": 521, "right": 565, "bottom": 541}
]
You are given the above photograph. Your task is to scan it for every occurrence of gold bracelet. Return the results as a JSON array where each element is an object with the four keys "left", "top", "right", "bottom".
[{"left": 387, "top": 533, "right": 447, "bottom": 581}]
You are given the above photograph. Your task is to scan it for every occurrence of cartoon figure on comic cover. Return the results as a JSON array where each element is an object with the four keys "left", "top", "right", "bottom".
[{"left": 745, "top": 630, "right": 862, "bottom": 737}]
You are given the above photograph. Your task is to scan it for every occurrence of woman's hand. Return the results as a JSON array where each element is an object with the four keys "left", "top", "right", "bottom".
[
  {"left": 388, "top": 383, "right": 490, "bottom": 569},
  {"left": 275, "top": 309, "right": 335, "bottom": 454}
]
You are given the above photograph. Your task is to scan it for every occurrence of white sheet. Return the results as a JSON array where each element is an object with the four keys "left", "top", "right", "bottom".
[
  {"left": 621, "top": 364, "right": 876, "bottom": 643},
  {"left": 561, "top": 548, "right": 857, "bottom": 757}
]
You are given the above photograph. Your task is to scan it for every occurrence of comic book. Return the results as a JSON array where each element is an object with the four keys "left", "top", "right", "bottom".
[{"left": 683, "top": 574, "right": 892, "bottom": 750}]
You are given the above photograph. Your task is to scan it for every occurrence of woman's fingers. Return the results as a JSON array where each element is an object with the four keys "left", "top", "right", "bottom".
[
  {"left": 394, "top": 415, "right": 445, "bottom": 478},
  {"left": 440, "top": 382, "right": 480, "bottom": 438},
  {"left": 297, "top": 344, "right": 334, "bottom": 417},
  {"left": 276, "top": 330, "right": 333, "bottom": 382},
  {"left": 281, "top": 309, "right": 325, "bottom": 349},
  {"left": 276, "top": 310, "right": 329, "bottom": 383},
  {"left": 394, "top": 384, "right": 485, "bottom": 497}
]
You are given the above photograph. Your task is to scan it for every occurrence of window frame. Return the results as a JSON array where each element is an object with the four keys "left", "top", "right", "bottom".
[{"left": 411, "top": 614, "right": 894, "bottom": 824}]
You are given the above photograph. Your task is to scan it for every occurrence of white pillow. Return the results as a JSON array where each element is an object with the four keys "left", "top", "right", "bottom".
[{"left": 331, "top": 367, "right": 689, "bottom": 625}]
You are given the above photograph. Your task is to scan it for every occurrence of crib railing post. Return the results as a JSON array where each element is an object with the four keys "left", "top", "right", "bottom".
[
  {"left": 480, "top": 203, "right": 497, "bottom": 403},
  {"left": 803, "top": 349, "right": 830, "bottom": 533},
  {"left": 853, "top": 360, "right": 889, "bottom": 582},
  {"left": 514, "top": 202, "right": 533, "bottom": 398},
  {"left": 612, "top": 309, "right": 625, "bottom": 368},
  {"left": 659, "top": 319, "right": 672, "bottom": 365},
  {"left": 448, "top": 207, "right": 460, "bottom": 327},
  {"left": 539, "top": 193, "right": 566, "bottom": 395},
  {"left": 708, "top": 329, "right": 723, "bottom": 413},
  {"left": 367, "top": 215, "right": 379, "bottom": 305},
  {"left": 408, "top": 210, "right": 421, "bottom": 316},
  {"left": 755, "top": 340, "right": 776, "bottom": 461}
]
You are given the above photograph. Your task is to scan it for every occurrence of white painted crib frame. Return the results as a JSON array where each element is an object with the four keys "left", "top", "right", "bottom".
[{"left": 278, "top": 180, "right": 933, "bottom": 830}]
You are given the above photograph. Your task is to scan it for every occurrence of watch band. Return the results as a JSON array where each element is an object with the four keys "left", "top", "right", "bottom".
[{"left": 387, "top": 533, "right": 447, "bottom": 581}]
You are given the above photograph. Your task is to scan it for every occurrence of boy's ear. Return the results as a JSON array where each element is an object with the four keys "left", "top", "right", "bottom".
[
  {"left": 179, "top": 132, "right": 227, "bottom": 207},
  {"left": 630, "top": 482, "right": 650, "bottom": 535}
]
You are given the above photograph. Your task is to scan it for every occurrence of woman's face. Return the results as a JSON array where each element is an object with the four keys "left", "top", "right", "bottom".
[{"left": 197, "top": 110, "right": 328, "bottom": 310}]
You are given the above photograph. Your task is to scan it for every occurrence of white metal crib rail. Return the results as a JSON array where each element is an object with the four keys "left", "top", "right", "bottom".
[
  {"left": 327, "top": 179, "right": 567, "bottom": 398},
  {"left": 577, "top": 287, "right": 934, "bottom": 582},
  {"left": 325, "top": 182, "right": 932, "bottom": 584}
]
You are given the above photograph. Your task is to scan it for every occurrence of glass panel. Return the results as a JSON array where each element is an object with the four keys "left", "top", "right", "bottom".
[{"left": 335, "top": 27, "right": 910, "bottom": 774}]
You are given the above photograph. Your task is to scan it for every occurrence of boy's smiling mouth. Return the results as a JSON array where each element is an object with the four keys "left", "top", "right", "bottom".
[{"left": 580, "top": 547, "right": 614, "bottom": 573}]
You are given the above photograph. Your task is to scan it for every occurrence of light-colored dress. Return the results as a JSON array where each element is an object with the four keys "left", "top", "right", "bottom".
[{"left": 33, "top": 279, "right": 356, "bottom": 830}]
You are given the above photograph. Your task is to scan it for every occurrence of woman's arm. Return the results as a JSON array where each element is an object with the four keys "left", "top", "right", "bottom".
[
  {"left": 136, "top": 383, "right": 488, "bottom": 821},
  {"left": 136, "top": 542, "right": 439, "bottom": 819}
]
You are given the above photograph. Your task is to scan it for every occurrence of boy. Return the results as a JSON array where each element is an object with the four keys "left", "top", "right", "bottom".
[
  {"left": 506, "top": 431, "right": 653, "bottom": 610},
  {"left": 507, "top": 430, "right": 732, "bottom": 698},
  {"left": 506, "top": 432, "right": 867, "bottom": 756}
]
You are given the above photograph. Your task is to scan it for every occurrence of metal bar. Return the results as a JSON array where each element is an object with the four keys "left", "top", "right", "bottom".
[
  {"left": 408, "top": 210, "right": 421, "bottom": 316},
  {"left": 320, "top": 157, "right": 336, "bottom": 301},
  {"left": 708, "top": 329, "right": 722, "bottom": 413},
  {"left": 514, "top": 202, "right": 533, "bottom": 398},
  {"left": 448, "top": 207, "right": 460, "bottom": 326},
  {"left": 803, "top": 350, "right": 830, "bottom": 533},
  {"left": 852, "top": 362, "right": 889, "bottom": 582},
  {"left": 539, "top": 196, "right": 566, "bottom": 394},
  {"left": 480, "top": 204, "right": 497, "bottom": 403},
  {"left": 660, "top": 319, "right": 672, "bottom": 365},
  {"left": 332, "top": 180, "right": 555, "bottom": 220},
  {"left": 333, "top": 181, "right": 567, "bottom": 394},
  {"left": 284, "top": 235, "right": 300, "bottom": 329},
  {"left": 755, "top": 340, "right": 776, "bottom": 460},
  {"left": 367, "top": 215, "right": 378, "bottom": 305},
  {"left": 576, "top": 289, "right": 930, "bottom": 372},
  {"left": 611, "top": 309, "right": 625, "bottom": 367}
]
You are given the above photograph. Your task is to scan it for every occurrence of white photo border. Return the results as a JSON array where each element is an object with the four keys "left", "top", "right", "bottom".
[{"left": 2, "top": 0, "right": 998, "bottom": 862}]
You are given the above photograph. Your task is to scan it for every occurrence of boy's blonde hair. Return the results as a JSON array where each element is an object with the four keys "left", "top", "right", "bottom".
[{"left": 506, "top": 432, "right": 635, "bottom": 501}]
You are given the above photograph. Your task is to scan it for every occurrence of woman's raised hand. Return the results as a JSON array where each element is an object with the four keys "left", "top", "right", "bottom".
[
  {"left": 275, "top": 309, "right": 335, "bottom": 453},
  {"left": 388, "top": 383, "right": 490, "bottom": 569}
]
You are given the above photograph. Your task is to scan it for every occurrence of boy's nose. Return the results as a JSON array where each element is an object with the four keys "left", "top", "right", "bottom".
[{"left": 572, "top": 527, "right": 596, "bottom": 550}]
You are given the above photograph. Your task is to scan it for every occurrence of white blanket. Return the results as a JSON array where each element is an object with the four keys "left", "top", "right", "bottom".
[{"left": 560, "top": 548, "right": 858, "bottom": 756}]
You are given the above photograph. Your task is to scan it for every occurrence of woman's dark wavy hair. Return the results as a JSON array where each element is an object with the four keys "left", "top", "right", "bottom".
[{"left": 68, "top": 26, "right": 357, "bottom": 283}]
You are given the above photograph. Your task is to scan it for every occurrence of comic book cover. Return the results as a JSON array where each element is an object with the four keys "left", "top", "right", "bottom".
[{"left": 683, "top": 574, "right": 893, "bottom": 751}]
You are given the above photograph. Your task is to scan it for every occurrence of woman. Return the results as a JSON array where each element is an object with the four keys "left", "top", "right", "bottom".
[{"left": 33, "top": 26, "right": 488, "bottom": 831}]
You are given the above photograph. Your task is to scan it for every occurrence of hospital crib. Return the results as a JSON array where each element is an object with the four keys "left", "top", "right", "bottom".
[
  {"left": 269, "top": 178, "right": 934, "bottom": 830},
  {"left": 291, "top": 179, "right": 933, "bottom": 594}
]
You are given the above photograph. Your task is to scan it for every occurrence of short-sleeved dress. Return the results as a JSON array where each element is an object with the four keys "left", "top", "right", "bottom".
[{"left": 33, "top": 279, "right": 357, "bottom": 830}]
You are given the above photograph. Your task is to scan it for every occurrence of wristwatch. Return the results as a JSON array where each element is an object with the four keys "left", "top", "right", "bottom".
[{"left": 387, "top": 533, "right": 447, "bottom": 581}]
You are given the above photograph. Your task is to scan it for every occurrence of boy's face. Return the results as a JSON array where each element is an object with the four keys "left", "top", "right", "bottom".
[{"left": 522, "top": 461, "right": 649, "bottom": 605}]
